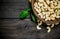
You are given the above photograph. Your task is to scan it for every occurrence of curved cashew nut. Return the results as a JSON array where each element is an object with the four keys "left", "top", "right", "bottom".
[
  {"left": 38, "top": 21, "right": 42, "bottom": 25},
  {"left": 37, "top": 25, "right": 42, "bottom": 30},
  {"left": 37, "top": 21, "right": 42, "bottom": 30},
  {"left": 47, "top": 26, "right": 51, "bottom": 33},
  {"left": 51, "top": 24, "right": 54, "bottom": 28}
]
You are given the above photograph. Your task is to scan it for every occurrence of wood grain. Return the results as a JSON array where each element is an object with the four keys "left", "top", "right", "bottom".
[{"left": 0, "top": 19, "right": 60, "bottom": 39}]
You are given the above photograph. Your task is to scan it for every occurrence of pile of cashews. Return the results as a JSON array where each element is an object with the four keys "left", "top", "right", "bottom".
[
  {"left": 29, "top": 0, "right": 60, "bottom": 32},
  {"left": 34, "top": 0, "right": 60, "bottom": 21}
]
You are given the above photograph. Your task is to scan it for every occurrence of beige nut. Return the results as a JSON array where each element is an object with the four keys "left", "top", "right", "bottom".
[{"left": 47, "top": 26, "right": 51, "bottom": 33}]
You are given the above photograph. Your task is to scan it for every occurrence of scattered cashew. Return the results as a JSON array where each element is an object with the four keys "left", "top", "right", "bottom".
[
  {"left": 37, "top": 20, "right": 42, "bottom": 30},
  {"left": 37, "top": 25, "right": 42, "bottom": 30},
  {"left": 51, "top": 24, "right": 54, "bottom": 28},
  {"left": 47, "top": 26, "right": 51, "bottom": 33}
]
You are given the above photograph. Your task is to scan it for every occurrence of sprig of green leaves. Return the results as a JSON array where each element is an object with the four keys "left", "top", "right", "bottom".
[
  {"left": 19, "top": 8, "right": 31, "bottom": 19},
  {"left": 19, "top": 2, "right": 37, "bottom": 23}
]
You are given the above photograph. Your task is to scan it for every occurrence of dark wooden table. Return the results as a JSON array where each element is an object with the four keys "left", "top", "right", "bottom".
[{"left": 0, "top": 0, "right": 60, "bottom": 39}]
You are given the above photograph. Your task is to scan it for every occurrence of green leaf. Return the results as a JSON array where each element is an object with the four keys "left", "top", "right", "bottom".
[
  {"left": 19, "top": 10, "right": 29, "bottom": 19},
  {"left": 31, "top": 13, "right": 37, "bottom": 22},
  {"left": 19, "top": 8, "right": 31, "bottom": 19}
]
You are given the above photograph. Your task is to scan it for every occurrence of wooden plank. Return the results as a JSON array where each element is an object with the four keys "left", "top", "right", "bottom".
[{"left": 0, "top": 19, "right": 60, "bottom": 39}]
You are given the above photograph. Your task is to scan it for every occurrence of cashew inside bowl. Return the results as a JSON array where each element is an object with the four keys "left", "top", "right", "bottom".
[{"left": 34, "top": 0, "right": 60, "bottom": 21}]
